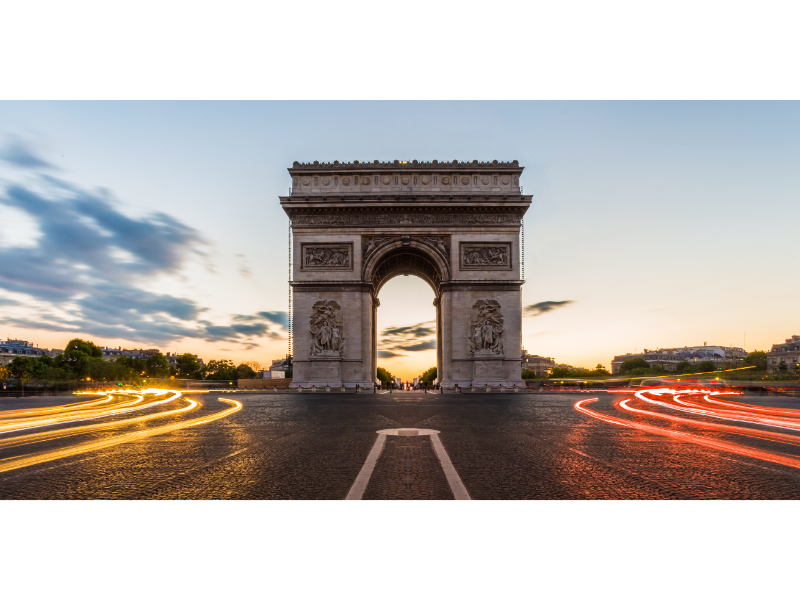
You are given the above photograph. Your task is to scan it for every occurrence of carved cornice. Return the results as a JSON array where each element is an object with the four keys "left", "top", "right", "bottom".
[
  {"left": 290, "top": 159, "right": 521, "bottom": 172},
  {"left": 290, "top": 282, "right": 374, "bottom": 293},
  {"left": 441, "top": 282, "right": 524, "bottom": 292}
]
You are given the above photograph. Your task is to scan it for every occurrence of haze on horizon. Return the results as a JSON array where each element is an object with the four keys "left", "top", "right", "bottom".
[{"left": 0, "top": 101, "right": 798, "bottom": 379}]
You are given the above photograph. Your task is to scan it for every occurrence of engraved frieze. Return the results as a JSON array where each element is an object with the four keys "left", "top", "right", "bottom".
[
  {"left": 292, "top": 213, "right": 522, "bottom": 227},
  {"left": 468, "top": 299, "right": 505, "bottom": 356},
  {"left": 301, "top": 243, "right": 353, "bottom": 271},
  {"left": 309, "top": 300, "right": 345, "bottom": 356},
  {"left": 460, "top": 242, "right": 512, "bottom": 270}
]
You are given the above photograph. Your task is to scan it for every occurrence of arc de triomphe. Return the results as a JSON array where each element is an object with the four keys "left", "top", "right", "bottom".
[{"left": 281, "top": 160, "right": 532, "bottom": 389}]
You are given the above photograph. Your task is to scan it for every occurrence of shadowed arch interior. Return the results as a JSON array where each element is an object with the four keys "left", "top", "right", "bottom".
[{"left": 372, "top": 247, "right": 442, "bottom": 295}]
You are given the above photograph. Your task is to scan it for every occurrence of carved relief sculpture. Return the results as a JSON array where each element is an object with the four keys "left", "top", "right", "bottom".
[
  {"left": 363, "top": 236, "right": 392, "bottom": 259},
  {"left": 468, "top": 299, "right": 504, "bottom": 356},
  {"left": 310, "top": 300, "right": 345, "bottom": 356},
  {"left": 301, "top": 244, "right": 353, "bottom": 270},
  {"left": 421, "top": 236, "right": 450, "bottom": 257},
  {"left": 460, "top": 242, "right": 512, "bottom": 270},
  {"left": 464, "top": 246, "right": 508, "bottom": 266}
]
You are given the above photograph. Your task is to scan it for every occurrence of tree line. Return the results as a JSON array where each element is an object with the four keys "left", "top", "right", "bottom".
[{"left": 0, "top": 338, "right": 269, "bottom": 384}]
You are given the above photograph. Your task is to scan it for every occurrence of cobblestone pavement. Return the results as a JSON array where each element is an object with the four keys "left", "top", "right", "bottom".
[{"left": 1, "top": 391, "right": 800, "bottom": 499}]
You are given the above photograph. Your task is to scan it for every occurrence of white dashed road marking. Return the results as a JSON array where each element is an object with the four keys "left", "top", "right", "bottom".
[{"left": 345, "top": 428, "right": 471, "bottom": 500}]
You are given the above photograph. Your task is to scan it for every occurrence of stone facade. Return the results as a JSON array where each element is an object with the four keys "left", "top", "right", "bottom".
[
  {"left": 521, "top": 351, "right": 556, "bottom": 376},
  {"left": 767, "top": 335, "right": 800, "bottom": 374},
  {"left": 282, "top": 160, "right": 532, "bottom": 389}
]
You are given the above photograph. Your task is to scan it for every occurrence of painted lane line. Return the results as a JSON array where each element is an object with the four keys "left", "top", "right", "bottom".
[
  {"left": 345, "top": 433, "right": 387, "bottom": 500},
  {"left": 347, "top": 428, "right": 471, "bottom": 500},
  {"left": 430, "top": 433, "right": 471, "bottom": 500}
]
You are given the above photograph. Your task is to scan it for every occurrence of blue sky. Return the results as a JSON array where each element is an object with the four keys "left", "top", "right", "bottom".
[{"left": 1, "top": 101, "right": 798, "bottom": 376}]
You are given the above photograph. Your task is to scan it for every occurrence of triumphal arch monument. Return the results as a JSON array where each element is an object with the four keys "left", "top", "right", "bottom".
[{"left": 281, "top": 159, "right": 532, "bottom": 390}]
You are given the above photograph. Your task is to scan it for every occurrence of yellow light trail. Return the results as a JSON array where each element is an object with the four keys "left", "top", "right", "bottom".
[
  {"left": 0, "top": 394, "right": 116, "bottom": 420},
  {"left": 0, "top": 397, "right": 199, "bottom": 451},
  {"left": 0, "top": 391, "right": 181, "bottom": 435},
  {"left": 0, "top": 394, "right": 145, "bottom": 432},
  {"left": 0, "top": 396, "right": 242, "bottom": 475}
]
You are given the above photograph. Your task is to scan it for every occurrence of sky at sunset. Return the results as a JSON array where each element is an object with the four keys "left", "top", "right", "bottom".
[{"left": 1, "top": 101, "right": 798, "bottom": 378}]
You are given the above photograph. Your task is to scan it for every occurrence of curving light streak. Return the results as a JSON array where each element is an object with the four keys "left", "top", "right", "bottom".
[
  {"left": 0, "top": 396, "right": 241, "bottom": 475},
  {"left": 575, "top": 398, "right": 800, "bottom": 470},
  {"left": 700, "top": 394, "right": 800, "bottom": 418},
  {"left": 0, "top": 394, "right": 116, "bottom": 421},
  {"left": 618, "top": 398, "right": 800, "bottom": 449},
  {"left": 0, "top": 392, "right": 181, "bottom": 435},
  {"left": 633, "top": 390, "right": 800, "bottom": 432},
  {"left": 0, "top": 397, "right": 199, "bottom": 451},
  {"left": 0, "top": 393, "right": 146, "bottom": 430}
]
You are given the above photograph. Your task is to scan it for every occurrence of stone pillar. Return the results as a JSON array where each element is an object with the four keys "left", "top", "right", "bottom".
[
  {"left": 435, "top": 296, "right": 443, "bottom": 385},
  {"left": 372, "top": 296, "right": 379, "bottom": 385}
]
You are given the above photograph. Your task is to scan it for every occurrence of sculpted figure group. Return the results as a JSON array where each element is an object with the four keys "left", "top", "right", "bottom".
[
  {"left": 468, "top": 299, "right": 505, "bottom": 355},
  {"left": 309, "top": 300, "right": 345, "bottom": 355},
  {"left": 464, "top": 246, "right": 508, "bottom": 266},
  {"left": 305, "top": 247, "right": 350, "bottom": 267}
]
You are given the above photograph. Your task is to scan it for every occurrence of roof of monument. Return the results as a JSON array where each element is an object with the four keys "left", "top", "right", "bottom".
[{"left": 289, "top": 159, "right": 522, "bottom": 172}]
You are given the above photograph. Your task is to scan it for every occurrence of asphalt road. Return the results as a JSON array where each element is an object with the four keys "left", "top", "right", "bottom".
[{"left": 1, "top": 390, "right": 800, "bottom": 499}]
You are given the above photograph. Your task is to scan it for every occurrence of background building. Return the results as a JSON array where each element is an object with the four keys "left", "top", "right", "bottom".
[
  {"left": 767, "top": 335, "right": 800, "bottom": 374},
  {"left": 1, "top": 339, "right": 50, "bottom": 366},
  {"left": 611, "top": 344, "right": 747, "bottom": 374},
  {"left": 520, "top": 349, "right": 556, "bottom": 376}
]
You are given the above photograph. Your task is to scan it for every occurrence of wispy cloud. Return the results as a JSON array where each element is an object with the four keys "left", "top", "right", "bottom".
[
  {"left": 0, "top": 137, "right": 284, "bottom": 349},
  {"left": 394, "top": 340, "right": 436, "bottom": 351},
  {"left": 382, "top": 323, "right": 436, "bottom": 338},
  {"left": 524, "top": 300, "right": 574, "bottom": 317},
  {"left": 0, "top": 139, "right": 57, "bottom": 170},
  {"left": 378, "top": 350, "right": 406, "bottom": 358},
  {"left": 380, "top": 320, "right": 436, "bottom": 354}
]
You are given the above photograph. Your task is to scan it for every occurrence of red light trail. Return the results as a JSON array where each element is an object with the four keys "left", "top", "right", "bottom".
[{"left": 575, "top": 390, "right": 800, "bottom": 471}]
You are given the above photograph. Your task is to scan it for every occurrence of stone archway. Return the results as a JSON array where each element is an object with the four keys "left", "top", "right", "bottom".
[
  {"left": 282, "top": 159, "right": 531, "bottom": 389},
  {"left": 364, "top": 239, "right": 448, "bottom": 386}
]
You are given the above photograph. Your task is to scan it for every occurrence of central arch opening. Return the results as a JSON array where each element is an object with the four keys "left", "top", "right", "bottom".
[
  {"left": 366, "top": 241, "right": 448, "bottom": 388},
  {"left": 376, "top": 275, "right": 437, "bottom": 387}
]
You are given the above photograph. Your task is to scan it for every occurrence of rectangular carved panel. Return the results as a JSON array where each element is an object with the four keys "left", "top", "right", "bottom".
[
  {"left": 301, "top": 243, "right": 354, "bottom": 271},
  {"left": 459, "top": 242, "right": 513, "bottom": 271}
]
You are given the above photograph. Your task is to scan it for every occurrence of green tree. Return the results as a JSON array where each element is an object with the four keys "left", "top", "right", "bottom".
[
  {"left": 175, "top": 353, "right": 203, "bottom": 378},
  {"left": 64, "top": 338, "right": 103, "bottom": 359},
  {"left": 695, "top": 361, "right": 717, "bottom": 373},
  {"left": 376, "top": 366, "right": 394, "bottom": 386},
  {"left": 420, "top": 366, "right": 437, "bottom": 385},
  {"left": 236, "top": 363, "right": 257, "bottom": 379},
  {"left": 675, "top": 361, "right": 691, "bottom": 373},
  {"left": 205, "top": 359, "right": 237, "bottom": 380},
  {"left": 522, "top": 368, "right": 537, "bottom": 379},
  {"left": 743, "top": 351, "right": 768, "bottom": 370},
  {"left": 619, "top": 358, "right": 650, "bottom": 374},
  {"left": 145, "top": 353, "right": 170, "bottom": 377}
]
